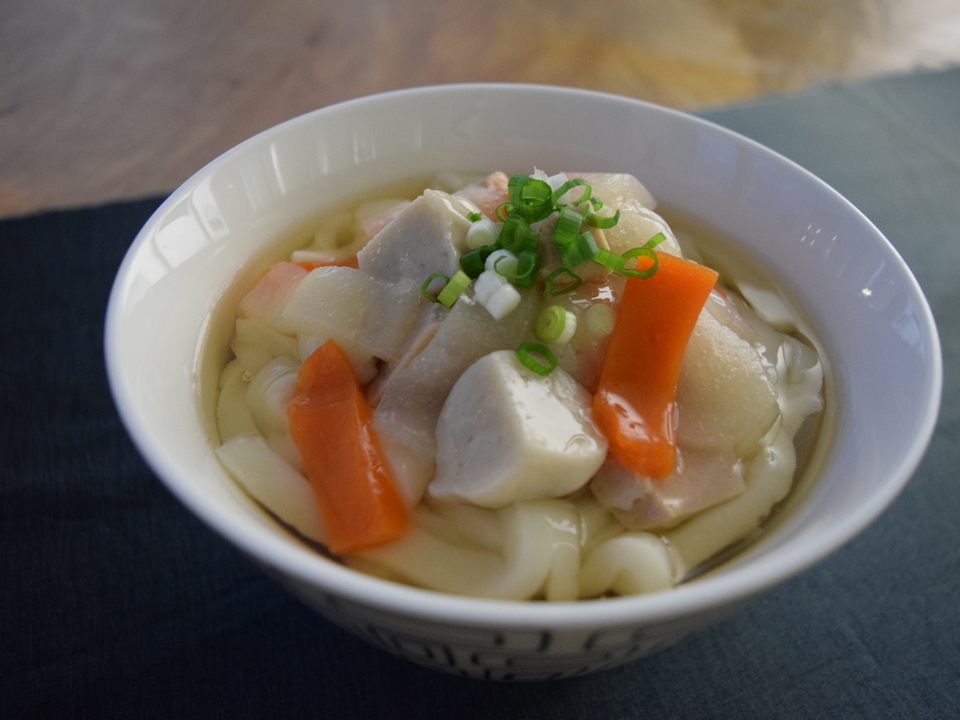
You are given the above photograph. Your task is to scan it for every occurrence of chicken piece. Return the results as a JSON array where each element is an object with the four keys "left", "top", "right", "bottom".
[
  {"left": 355, "top": 199, "right": 409, "bottom": 239},
  {"left": 590, "top": 449, "right": 746, "bottom": 531},
  {"left": 238, "top": 261, "right": 308, "bottom": 334},
  {"left": 453, "top": 171, "right": 510, "bottom": 220}
]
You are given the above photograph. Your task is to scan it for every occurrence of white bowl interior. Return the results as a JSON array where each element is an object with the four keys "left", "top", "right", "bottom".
[{"left": 106, "top": 84, "right": 941, "bottom": 632}]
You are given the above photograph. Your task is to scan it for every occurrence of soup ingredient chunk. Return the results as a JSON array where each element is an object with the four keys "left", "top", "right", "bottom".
[
  {"left": 288, "top": 340, "right": 410, "bottom": 554},
  {"left": 357, "top": 189, "right": 475, "bottom": 281},
  {"left": 591, "top": 447, "right": 746, "bottom": 530},
  {"left": 592, "top": 251, "right": 719, "bottom": 479},
  {"left": 282, "top": 266, "right": 423, "bottom": 364},
  {"left": 370, "top": 290, "right": 539, "bottom": 506},
  {"left": 676, "top": 302, "right": 780, "bottom": 452},
  {"left": 430, "top": 349, "right": 608, "bottom": 507}
]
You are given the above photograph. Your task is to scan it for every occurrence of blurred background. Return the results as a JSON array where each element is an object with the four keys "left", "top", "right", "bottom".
[{"left": 2, "top": 0, "right": 959, "bottom": 218}]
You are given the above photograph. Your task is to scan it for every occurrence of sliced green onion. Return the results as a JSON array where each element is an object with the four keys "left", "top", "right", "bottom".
[
  {"left": 474, "top": 270, "right": 520, "bottom": 319},
  {"left": 460, "top": 246, "right": 494, "bottom": 278},
  {"left": 487, "top": 248, "right": 518, "bottom": 274},
  {"left": 621, "top": 246, "right": 659, "bottom": 278},
  {"left": 513, "top": 249, "right": 539, "bottom": 289},
  {"left": 494, "top": 254, "right": 517, "bottom": 277},
  {"left": 474, "top": 268, "right": 507, "bottom": 304},
  {"left": 495, "top": 202, "right": 512, "bottom": 222},
  {"left": 467, "top": 211, "right": 482, "bottom": 222},
  {"left": 437, "top": 269, "right": 471, "bottom": 307},
  {"left": 465, "top": 217, "right": 499, "bottom": 249},
  {"left": 583, "top": 303, "right": 615, "bottom": 337},
  {"left": 552, "top": 178, "right": 591, "bottom": 206},
  {"left": 508, "top": 175, "right": 554, "bottom": 222},
  {"left": 584, "top": 208, "right": 621, "bottom": 229},
  {"left": 483, "top": 281, "right": 521, "bottom": 320},
  {"left": 554, "top": 205, "right": 583, "bottom": 246},
  {"left": 546, "top": 267, "right": 582, "bottom": 296},
  {"left": 559, "top": 232, "right": 598, "bottom": 268},
  {"left": 593, "top": 247, "right": 625, "bottom": 271},
  {"left": 643, "top": 232, "right": 666, "bottom": 249},
  {"left": 536, "top": 305, "right": 577, "bottom": 344},
  {"left": 421, "top": 272, "right": 449, "bottom": 302},
  {"left": 498, "top": 216, "right": 539, "bottom": 254},
  {"left": 516, "top": 342, "right": 558, "bottom": 376}
]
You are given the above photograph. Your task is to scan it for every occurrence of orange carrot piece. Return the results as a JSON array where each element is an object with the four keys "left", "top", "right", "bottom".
[
  {"left": 592, "top": 252, "right": 718, "bottom": 479},
  {"left": 295, "top": 255, "right": 359, "bottom": 272},
  {"left": 288, "top": 340, "right": 409, "bottom": 554}
]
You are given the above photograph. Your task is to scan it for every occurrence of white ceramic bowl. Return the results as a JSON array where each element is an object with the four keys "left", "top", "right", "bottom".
[{"left": 105, "top": 84, "right": 941, "bottom": 681}]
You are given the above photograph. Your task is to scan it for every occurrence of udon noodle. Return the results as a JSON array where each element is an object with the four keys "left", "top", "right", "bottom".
[{"left": 212, "top": 170, "right": 825, "bottom": 601}]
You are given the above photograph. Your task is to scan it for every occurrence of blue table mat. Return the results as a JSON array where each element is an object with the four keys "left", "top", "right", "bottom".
[{"left": 2, "top": 68, "right": 958, "bottom": 718}]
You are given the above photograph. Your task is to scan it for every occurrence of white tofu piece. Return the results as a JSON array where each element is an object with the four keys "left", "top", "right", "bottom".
[{"left": 429, "top": 350, "right": 608, "bottom": 508}]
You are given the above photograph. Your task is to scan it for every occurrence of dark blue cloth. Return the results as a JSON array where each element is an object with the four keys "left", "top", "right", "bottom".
[{"left": 3, "top": 69, "right": 958, "bottom": 718}]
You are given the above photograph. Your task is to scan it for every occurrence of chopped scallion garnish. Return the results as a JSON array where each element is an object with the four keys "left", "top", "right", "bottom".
[
  {"left": 421, "top": 272, "right": 449, "bottom": 302},
  {"left": 507, "top": 175, "right": 554, "bottom": 222},
  {"left": 536, "top": 305, "right": 577, "bottom": 344},
  {"left": 643, "top": 232, "right": 666, "bottom": 249},
  {"left": 486, "top": 248, "right": 518, "bottom": 274},
  {"left": 584, "top": 208, "right": 621, "bottom": 229},
  {"left": 552, "top": 178, "right": 591, "bottom": 207},
  {"left": 516, "top": 342, "right": 558, "bottom": 376},
  {"left": 465, "top": 217, "right": 499, "bottom": 249},
  {"left": 546, "top": 267, "right": 582, "bottom": 296},
  {"left": 583, "top": 302, "right": 614, "bottom": 337},
  {"left": 513, "top": 249, "right": 539, "bottom": 289},
  {"left": 593, "top": 247, "right": 625, "bottom": 271},
  {"left": 498, "top": 216, "right": 538, "bottom": 254},
  {"left": 460, "top": 246, "right": 494, "bottom": 278},
  {"left": 474, "top": 270, "right": 521, "bottom": 319},
  {"left": 437, "top": 269, "right": 471, "bottom": 307},
  {"left": 467, "top": 211, "right": 482, "bottom": 222},
  {"left": 554, "top": 205, "right": 583, "bottom": 246},
  {"left": 558, "top": 232, "right": 598, "bottom": 268},
  {"left": 621, "top": 247, "right": 659, "bottom": 278}
]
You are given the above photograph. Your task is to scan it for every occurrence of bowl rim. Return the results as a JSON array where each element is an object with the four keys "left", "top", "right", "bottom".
[{"left": 106, "top": 81, "right": 943, "bottom": 629}]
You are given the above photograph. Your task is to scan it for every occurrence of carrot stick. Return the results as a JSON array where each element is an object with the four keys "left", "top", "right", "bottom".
[
  {"left": 592, "top": 252, "right": 718, "bottom": 479},
  {"left": 288, "top": 340, "right": 409, "bottom": 554}
]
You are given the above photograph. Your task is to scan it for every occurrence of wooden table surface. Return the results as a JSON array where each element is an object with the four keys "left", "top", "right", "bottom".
[{"left": 2, "top": 0, "right": 959, "bottom": 218}]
